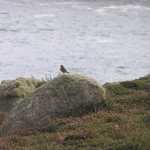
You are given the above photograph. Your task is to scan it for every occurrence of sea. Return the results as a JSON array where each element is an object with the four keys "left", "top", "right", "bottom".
[{"left": 0, "top": 0, "right": 150, "bottom": 83}]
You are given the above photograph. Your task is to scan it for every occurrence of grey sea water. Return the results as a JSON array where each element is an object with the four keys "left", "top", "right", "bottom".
[{"left": 0, "top": 0, "right": 150, "bottom": 83}]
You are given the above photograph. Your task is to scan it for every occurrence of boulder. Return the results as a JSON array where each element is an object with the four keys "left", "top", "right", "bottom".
[
  {"left": 2, "top": 74, "right": 105, "bottom": 134},
  {"left": 0, "top": 77, "right": 45, "bottom": 112}
]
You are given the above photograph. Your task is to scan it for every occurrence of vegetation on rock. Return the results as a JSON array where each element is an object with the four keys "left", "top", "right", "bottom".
[
  {"left": 0, "top": 77, "right": 45, "bottom": 99},
  {"left": 2, "top": 74, "right": 105, "bottom": 134},
  {"left": 0, "top": 77, "right": 45, "bottom": 112},
  {"left": 0, "top": 74, "right": 149, "bottom": 150}
]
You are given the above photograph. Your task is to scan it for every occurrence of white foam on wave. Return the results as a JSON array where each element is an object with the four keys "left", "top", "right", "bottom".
[
  {"left": 88, "top": 36, "right": 115, "bottom": 43},
  {"left": 54, "top": 1, "right": 77, "bottom": 5},
  {"left": 96, "top": 5, "right": 150, "bottom": 13},
  {"left": 34, "top": 14, "right": 55, "bottom": 18},
  {"left": 96, "top": 38, "right": 115, "bottom": 43},
  {"left": 71, "top": 4, "right": 92, "bottom": 10},
  {"left": 39, "top": 3, "right": 49, "bottom": 6}
]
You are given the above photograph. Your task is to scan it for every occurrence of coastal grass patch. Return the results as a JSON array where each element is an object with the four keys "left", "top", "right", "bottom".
[
  {"left": 119, "top": 75, "right": 150, "bottom": 91},
  {"left": 120, "top": 80, "right": 150, "bottom": 91},
  {"left": 104, "top": 83, "right": 130, "bottom": 96},
  {"left": 4, "top": 109, "right": 150, "bottom": 150},
  {"left": 0, "top": 74, "right": 150, "bottom": 150},
  {"left": 104, "top": 75, "right": 150, "bottom": 109},
  {"left": 107, "top": 90, "right": 150, "bottom": 109}
]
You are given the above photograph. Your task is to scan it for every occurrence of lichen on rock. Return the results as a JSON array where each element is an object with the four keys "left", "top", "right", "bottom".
[
  {"left": 0, "top": 77, "right": 45, "bottom": 99},
  {"left": 0, "top": 77, "right": 45, "bottom": 112}
]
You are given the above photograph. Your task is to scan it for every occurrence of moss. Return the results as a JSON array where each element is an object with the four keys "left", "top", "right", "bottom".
[
  {"left": 120, "top": 80, "right": 150, "bottom": 90},
  {"left": 0, "top": 77, "right": 46, "bottom": 112},
  {"left": 33, "top": 74, "right": 105, "bottom": 118},
  {"left": 104, "top": 83, "right": 129, "bottom": 96},
  {"left": 49, "top": 74, "right": 105, "bottom": 99},
  {"left": 104, "top": 74, "right": 150, "bottom": 98},
  {"left": 103, "top": 75, "right": 150, "bottom": 109},
  {"left": 0, "top": 77, "right": 46, "bottom": 99}
]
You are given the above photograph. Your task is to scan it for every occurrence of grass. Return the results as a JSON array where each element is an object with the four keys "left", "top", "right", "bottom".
[
  {"left": 0, "top": 74, "right": 149, "bottom": 150},
  {"left": 3, "top": 110, "right": 150, "bottom": 150},
  {"left": 104, "top": 83, "right": 130, "bottom": 96}
]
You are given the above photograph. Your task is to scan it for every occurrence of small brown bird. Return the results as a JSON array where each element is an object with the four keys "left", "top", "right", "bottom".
[{"left": 60, "top": 65, "right": 69, "bottom": 73}]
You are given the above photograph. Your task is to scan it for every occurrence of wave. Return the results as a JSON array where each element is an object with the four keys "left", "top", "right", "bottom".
[
  {"left": 39, "top": 3, "right": 49, "bottom": 6},
  {"left": 0, "top": 11, "right": 9, "bottom": 15},
  {"left": 96, "top": 5, "right": 150, "bottom": 13},
  {"left": 72, "top": 5, "right": 92, "bottom": 10},
  {"left": 34, "top": 14, "right": 55, "bottom": 18},
  {"left": 0, "top": 28, "right": 20, "bottom": 32}
]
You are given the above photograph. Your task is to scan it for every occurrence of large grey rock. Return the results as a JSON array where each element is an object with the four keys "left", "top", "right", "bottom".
[{"left": 3, "top": 74, "right": 105, "bottom": 134}]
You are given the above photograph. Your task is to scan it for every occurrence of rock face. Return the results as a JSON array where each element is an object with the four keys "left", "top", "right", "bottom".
[{"left": 3, "top": 74, "right": 105, "bottom": 134}]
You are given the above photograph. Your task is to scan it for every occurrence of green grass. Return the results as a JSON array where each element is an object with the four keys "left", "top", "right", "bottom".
[
  {"left": 5, "top": 110, "right": 150, "bottom": 150},
  {"left": 104, "top": 83, "right": 130, "bottom": 96},
  {"left": 0, "top": 74, "right": 150, "bottom": 150}
]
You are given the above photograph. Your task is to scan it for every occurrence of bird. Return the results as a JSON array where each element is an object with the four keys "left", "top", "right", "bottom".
[{"left": 60, "top": 65, "right": 69, "bottom": 73}]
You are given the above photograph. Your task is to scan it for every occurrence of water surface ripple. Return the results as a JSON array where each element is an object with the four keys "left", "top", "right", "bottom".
[{"left": 0, "top": 0, "right": 150, "bottom": 83}]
